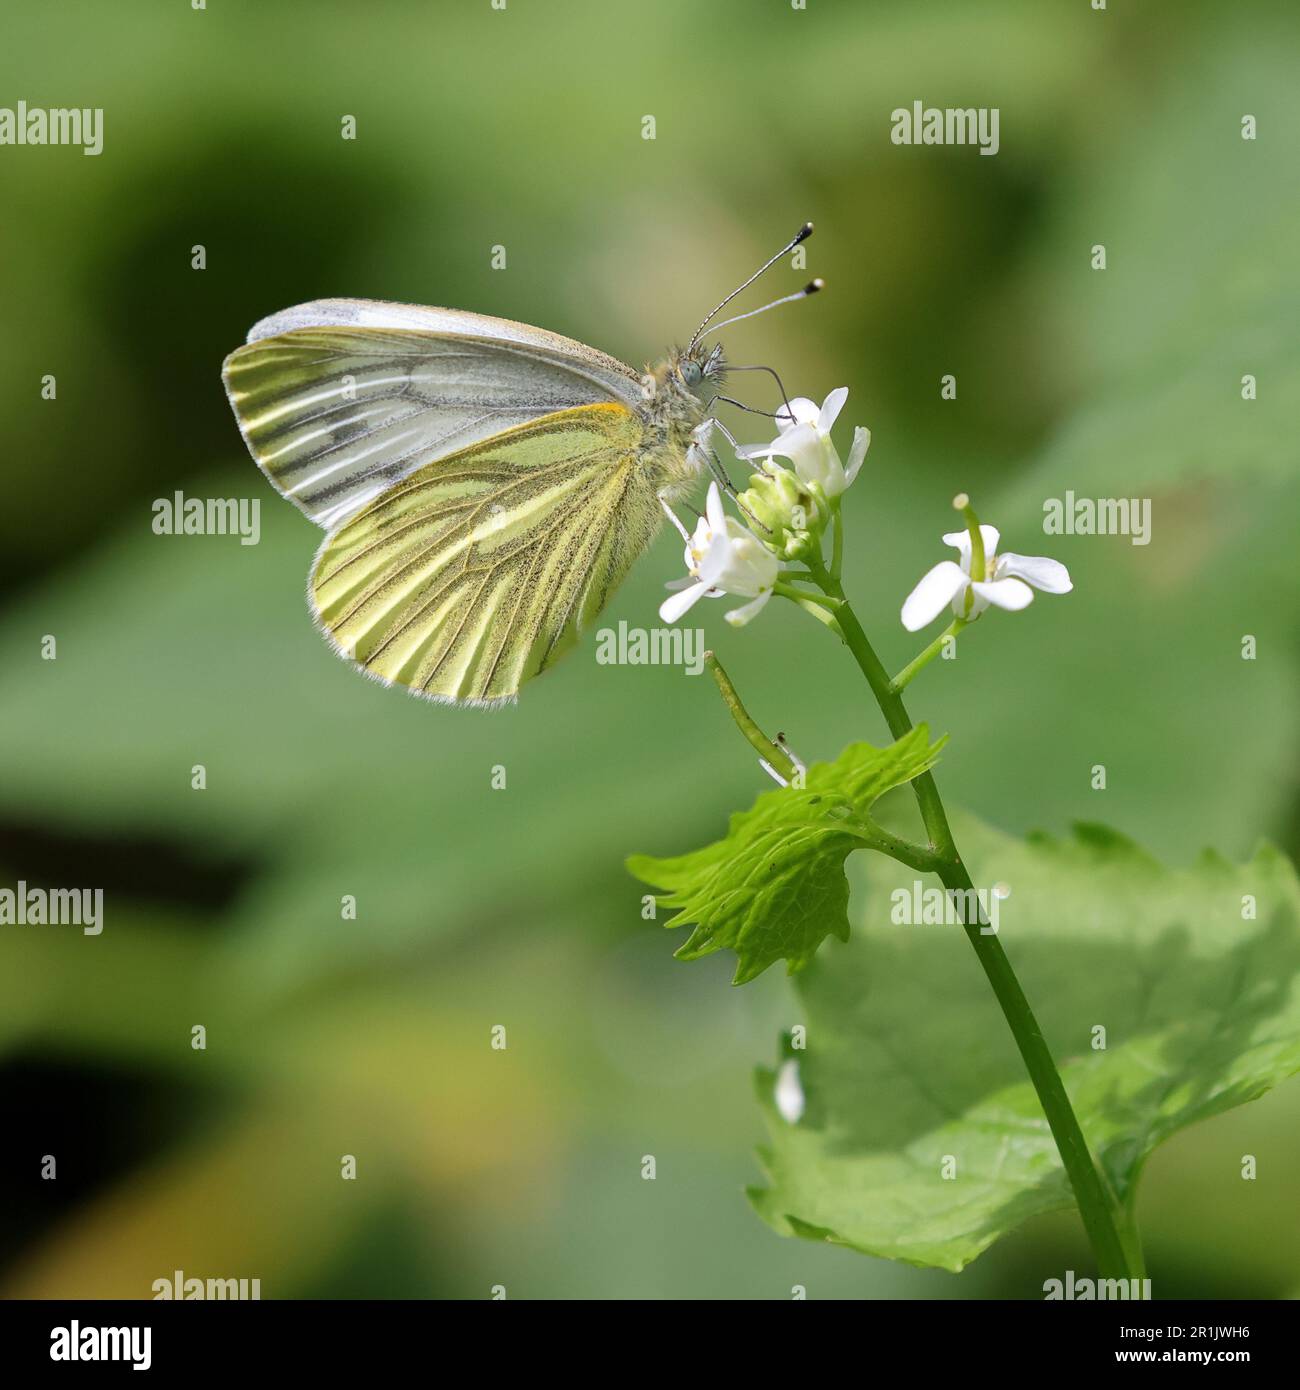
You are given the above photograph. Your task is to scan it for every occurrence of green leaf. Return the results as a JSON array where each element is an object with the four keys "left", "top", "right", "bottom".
[
  {"left": 749, "top": 812, "right": 1300, "bottom": 1271},
  {"left": 627, "top": 727, "right": 946, "bottom": 985}
]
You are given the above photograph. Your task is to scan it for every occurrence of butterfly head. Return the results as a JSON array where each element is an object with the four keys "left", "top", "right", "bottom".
[
  {"left": 672, "top": 342, "right": 726, "bottom": 395},
  {"left": 652, "top": 225, "right": 820, "bottom": 456}
]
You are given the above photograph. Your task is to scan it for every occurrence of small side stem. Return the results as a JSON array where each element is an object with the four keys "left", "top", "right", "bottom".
[
  {"left": 890, "top": 618, "right": 966, "bottom": 692},
  {"left": 774, "top": 581, "right": 841, "bottom": 613},
  {"left": 774, "top": 580, "right": 842, "bottom": 631},
  {"left": 704, "top": 651, "right": 798, "bottom": 783},
  {"left": 842, "top": 820, "right": 945, "bottom": 875}
]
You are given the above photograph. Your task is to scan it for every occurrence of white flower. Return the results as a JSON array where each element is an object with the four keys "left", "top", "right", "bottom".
[
  {"left": 900, "top": 524, "right": 1073, "bottom": 631},
  {"left": 738, "top": 387, "right": 869, "bottom": 499},
  {"left": 659, "top": 482, "right": 779, "bottom": 627},
  {"left": 774, "top": 1058, "right": 805, "bottom": 1124}
]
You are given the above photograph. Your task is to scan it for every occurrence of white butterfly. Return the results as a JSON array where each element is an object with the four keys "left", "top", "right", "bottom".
[{"left": 222, "top": 225, "right": 818, "bottom": 704}]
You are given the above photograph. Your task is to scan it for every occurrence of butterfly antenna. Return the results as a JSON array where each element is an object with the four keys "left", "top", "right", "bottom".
[
  {"left": 688, "top": 222, "right": 814, "bottom": 350},
  {"left": 709, "top": 279, "right": 824, "bottom": 336}
]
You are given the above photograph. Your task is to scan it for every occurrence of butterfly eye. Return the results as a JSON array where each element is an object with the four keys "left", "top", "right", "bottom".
[{"left": 679, "top": 360, "right": 703, "bottom": 388}]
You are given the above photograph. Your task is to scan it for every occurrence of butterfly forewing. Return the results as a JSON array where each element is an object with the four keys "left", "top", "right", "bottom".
[
  {"left": 222, "top": 299, "right": 644, "bottom": 529},
  {"left": 311, "top": 402, "right": 659, "bottom": 704}
]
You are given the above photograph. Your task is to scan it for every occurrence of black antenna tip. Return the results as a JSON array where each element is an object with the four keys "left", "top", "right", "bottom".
[
  {"left": 804, "top": 278, "right": 825, "bottom": 295},
  {"left": 795, "top": 221, "right": 814, "bottom": 243}
]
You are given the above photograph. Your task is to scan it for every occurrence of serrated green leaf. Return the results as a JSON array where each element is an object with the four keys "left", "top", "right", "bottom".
[
  {"left": 627, "top": 727, "right": 946, "bottom": 985},
  {"left": 749, "top": 812, "right": 1300, "bottom": 1272}
]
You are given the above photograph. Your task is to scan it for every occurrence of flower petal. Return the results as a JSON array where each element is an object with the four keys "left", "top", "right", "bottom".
[
  {"left": 724, "top": 591, "right": 772, "bottom": 627},
  {"left": 971, "top": 576, "right": 1034, "bottom": 611},
  {"left": 942, "top": 524, "right": 1001, "bottom": 571},
  {"left": 818, "top": 386, "right": 848, "bottom": 432},
  {"left": 761, "top": 421, "right": 819, "bottom": 462},
  {"left": 901, "top": 560, "right": 969, "bottom": 631},
  {"left": 704, "top": 480, "right": 728, "bottom": 533},
  {"left": 776, "top": 397, "right": 820, "bottom": 432},
  {"left": 659, "top": 581, "right": 712, "bottom": 624},
  {"left": 694, "top": 519, "right": 745, "bottom": 585},
  {"left": 844, "top": 425, "right": 871, "bottom": 485},
  {"left": 995, "top": 552, "right": 1072, "bottom": 594},
  {"left": 686, "top": 515, "right": 713, "bottom": 571},
  {"left": 774, "top": 1058, "right": 805, "bottom": 1124}
]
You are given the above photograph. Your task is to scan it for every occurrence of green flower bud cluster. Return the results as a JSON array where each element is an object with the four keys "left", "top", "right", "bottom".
[{"left": 737, "top": 464, "right": 829, "bottom": 562}]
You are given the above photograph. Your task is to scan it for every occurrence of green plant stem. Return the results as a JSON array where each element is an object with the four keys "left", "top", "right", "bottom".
[
  {"left": 830, "top": 506, "right": 844, "bottom": 583},
  {"left": 890, "top": 618, "right": 966, "bottom": 692},
  {"left": 704, "top": 651, "right": 798, "bottom": 783},
  {"left": 773, "top": 580, "right": 840, "bottom": 612},
  {"left": 798, "top": 565, "right": 1143, "bottom": 1280}
]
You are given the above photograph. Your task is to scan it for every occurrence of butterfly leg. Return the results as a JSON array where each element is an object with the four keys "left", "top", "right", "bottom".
[
  {"left": 658, "top": 490, "right": 695, "bottom": 542},
  {"left": 704, "top": 393, "right": 784, "bottom": 421},
  {"left": 722, "top": 363, "right": 796, "bottom": 423},
  {"left": 701, "top": 449, "right": 773, "bottom": 536},
  {"left": 696, "top": 419, "right": 773, "bottom": 535},
  {"left": 714, "top": 453, "right": 773, "bottom": 535}
]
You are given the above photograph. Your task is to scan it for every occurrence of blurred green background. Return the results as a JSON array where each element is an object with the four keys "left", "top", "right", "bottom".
[{"left": 1, "top": 0, "right": 1297, "bottom": 1298}]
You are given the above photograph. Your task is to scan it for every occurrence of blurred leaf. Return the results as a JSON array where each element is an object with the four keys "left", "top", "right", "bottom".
[
  {"left": 749, "top": 812, "right": 1300, "bottom": 1271},
  {"left": 946, "top": 35, "right": 1300, "bottom": 860},
  {"left": 629, "top": 728, "right": 945, "bottom": 983}
]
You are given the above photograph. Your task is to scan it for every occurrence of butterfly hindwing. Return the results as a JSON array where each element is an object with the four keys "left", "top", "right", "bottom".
[
  {"left": 311, "top": 402, "right": 660, "bottom": 704},
  {"left": 222, "top": 301, "right": 644, "bottom": 530}
]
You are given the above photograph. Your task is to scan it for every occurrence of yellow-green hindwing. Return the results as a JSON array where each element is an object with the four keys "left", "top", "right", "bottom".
[{"left": 311, "top": 403, "right": 661, "bottom": 704}]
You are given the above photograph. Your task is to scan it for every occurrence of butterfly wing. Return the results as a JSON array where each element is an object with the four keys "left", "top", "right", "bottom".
[
  {"left": 222, "top": 298, "right": 645, "bottom": 529},
  {"left": 311, "top": 401, "right": 661, "bottom": 704}
]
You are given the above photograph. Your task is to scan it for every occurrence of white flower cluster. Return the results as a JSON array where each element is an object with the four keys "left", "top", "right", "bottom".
[
  {"left": 659, "top": 388, "right": 1071, "bottom": 634},
  {"left": 660, "top": 390, "right": 866, "bottom": 627}
]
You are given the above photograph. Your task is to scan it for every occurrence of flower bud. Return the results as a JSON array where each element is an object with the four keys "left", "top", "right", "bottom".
[{"left": 737, "top": 464, "right": 826, "bottom": 561}]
